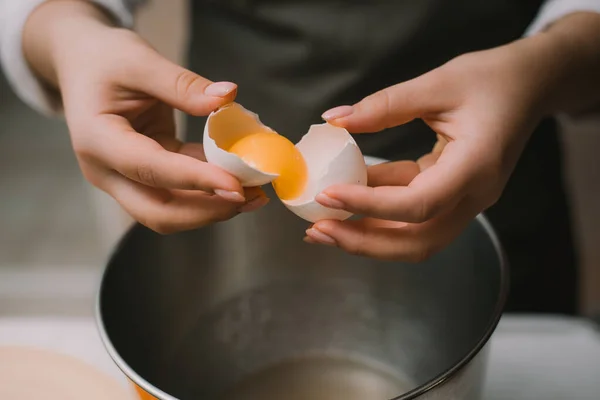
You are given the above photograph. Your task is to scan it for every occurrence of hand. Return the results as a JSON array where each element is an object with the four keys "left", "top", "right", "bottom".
[
  {"left": 304, "top": 38, "right": 554, "bottom": 261},
  {"left": 309, "top": 12, "right": 600, "bottom": 262},
  {"left": 23, "top": 1, "right": 268, "bottom": 234}
]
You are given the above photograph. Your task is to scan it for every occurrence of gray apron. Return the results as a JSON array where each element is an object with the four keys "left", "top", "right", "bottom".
[{"left": 185, "top": 0, "right": 578, "bottom": 314}]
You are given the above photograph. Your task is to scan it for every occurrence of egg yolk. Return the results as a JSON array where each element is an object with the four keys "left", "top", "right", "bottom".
[{"left": 228, "top": 131, "right": 308, "bottom": 200}]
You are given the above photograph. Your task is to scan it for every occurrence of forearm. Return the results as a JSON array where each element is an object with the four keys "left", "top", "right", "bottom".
[
  {"left": 527, "top": 12, "right": 600, "bottom": 116},
  {"left": 23, "top": 0, "right": 117, "bottom": 89}
]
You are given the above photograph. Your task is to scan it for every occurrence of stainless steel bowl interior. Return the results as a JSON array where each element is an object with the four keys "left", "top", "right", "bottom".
[{"left": 97, "top": 184, "right": 507, "bottom": 400}]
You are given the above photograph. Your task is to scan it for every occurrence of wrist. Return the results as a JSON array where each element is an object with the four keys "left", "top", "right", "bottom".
[
  {"left": 23, "top": 0, "right": 116, "bottom": 88},
  {"left": 503, "top": 34, "right": 566, "bottom": 119},
  {"left": 512, "top": 12, "right": 600, "bottom": 117}
]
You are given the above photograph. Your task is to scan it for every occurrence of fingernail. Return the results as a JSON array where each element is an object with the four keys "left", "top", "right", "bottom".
[
  {"left": 238, "top": 196, "right": 270, "bottom": 213},
  {"left": 215, "top": 189, "right": 245, "bottom": 202},
  {"left": 315, "top": 193, "right": 345, "bottom": 209},
  {"left": 322, "top": 105, "right": 353, "bottom": 121},
  {"left": 303, "top": 236, "right": 317, "bottom": 244},
  {"left": 306, "top": 228, "right": 337, "bottom": 246},
  {"left": 204, "top": 81, "right": 237, "bottom": 97}
]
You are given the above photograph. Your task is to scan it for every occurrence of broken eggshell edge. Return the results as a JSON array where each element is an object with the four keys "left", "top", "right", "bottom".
[
  {"left": 203, "top": 103, "right": 279, "bottom": 187},
  {"left": 281, "top": 123, "right": 368, "bottom": 223}
]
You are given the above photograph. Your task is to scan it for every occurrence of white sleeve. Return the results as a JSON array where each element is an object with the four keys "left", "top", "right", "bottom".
[
  {"left": 525, "top": 0, "right": 600, "bottom": 36},
  {"left": 0, "top": 0, "right": 145, "bottom": 117}
]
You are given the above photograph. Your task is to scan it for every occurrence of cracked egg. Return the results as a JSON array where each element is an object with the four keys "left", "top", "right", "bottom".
[{"left": 203, "top": 103, "right": 367, "bottom": 222}]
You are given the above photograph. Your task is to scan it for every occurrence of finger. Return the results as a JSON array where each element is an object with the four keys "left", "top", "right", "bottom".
[
  {"left": 317, "top": 140, "right": 480, "bottom": 222},
  {"left": 307, "top": 219, "right": 421, "bottom": 261},
  {"left": 238, "top": 186, "right": 271, "bottom": 213},
  {"left": 322, "top": 70, "right": 451, "bottom": 133},
  {"left": 103, "top": 174, "right": 268, "bottom": 234},
  {"left": 367, "top": 160, "right": 420, "bottom": 187},
  {"left": 432, "top": 134, "right": 448, "bottom": 153},
  {"left": 152, "top": 136, "right": 210, "bottom": 163},
  {"left": 87, "top": 115, "right": 245, "bottom": 199},
  {"left": 416, "top": 135, "right": 445, "bottom": 171},
  {"left": 152, "top": 134, "right": 210, "bottom": 163},
  {"left": 122, "top": 47, "right": 237, "bottom": 116},
  {"left": 178, "top": 142, "right": 208, "bottom": 161},
  {"left": 308, "top": 198, "right": 478, "bottom": 262},
  {"left": 416, "top": 151, "right": 441, "bottom": 171}
]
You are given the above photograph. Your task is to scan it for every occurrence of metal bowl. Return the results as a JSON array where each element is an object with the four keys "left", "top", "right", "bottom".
[{"left": 96, "top": 160, "right": 508, "bottom": 400}]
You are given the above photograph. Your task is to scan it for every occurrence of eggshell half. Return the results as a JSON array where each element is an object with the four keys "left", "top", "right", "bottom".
[
  {"left": 282, "top": 123, "right": 368, "bottom": 223},
  {"left": 203, "top": 103, "right": 278, "bottom": 187}
]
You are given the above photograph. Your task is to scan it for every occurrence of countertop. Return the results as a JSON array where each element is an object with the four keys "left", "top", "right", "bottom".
[{"left": 1, "top": 315, "right": 599, "bottom": 399}]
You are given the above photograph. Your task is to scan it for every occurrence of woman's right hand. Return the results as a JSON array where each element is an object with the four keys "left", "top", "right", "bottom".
[{"left": 22, "top": 1, "right": 268, "bottom": 234}]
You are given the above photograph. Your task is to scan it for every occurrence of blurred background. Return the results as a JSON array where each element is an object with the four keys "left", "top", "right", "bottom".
[{"left": 0, "top": 0, "right": 599, "bottom": 319}]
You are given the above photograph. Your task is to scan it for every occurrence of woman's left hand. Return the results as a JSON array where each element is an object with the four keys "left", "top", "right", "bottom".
[{"left": 304, "top": 37, "right": 555, "bottom": 261}]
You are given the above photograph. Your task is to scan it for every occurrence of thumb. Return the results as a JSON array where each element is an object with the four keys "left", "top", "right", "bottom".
[
  {"left": 322, "top": 71, "right": 447, "bottom": 133},
  {"left": 125, "top": 48, "right": 237, "bottom": 116}
]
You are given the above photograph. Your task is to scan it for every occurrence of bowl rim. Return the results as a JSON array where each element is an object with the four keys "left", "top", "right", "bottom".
[
  {"left": 94, "top": 156, "right": 509, "bottom": 400},
  {"left": 393, "top": 212, "right": 509, "bottom": 399}
]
